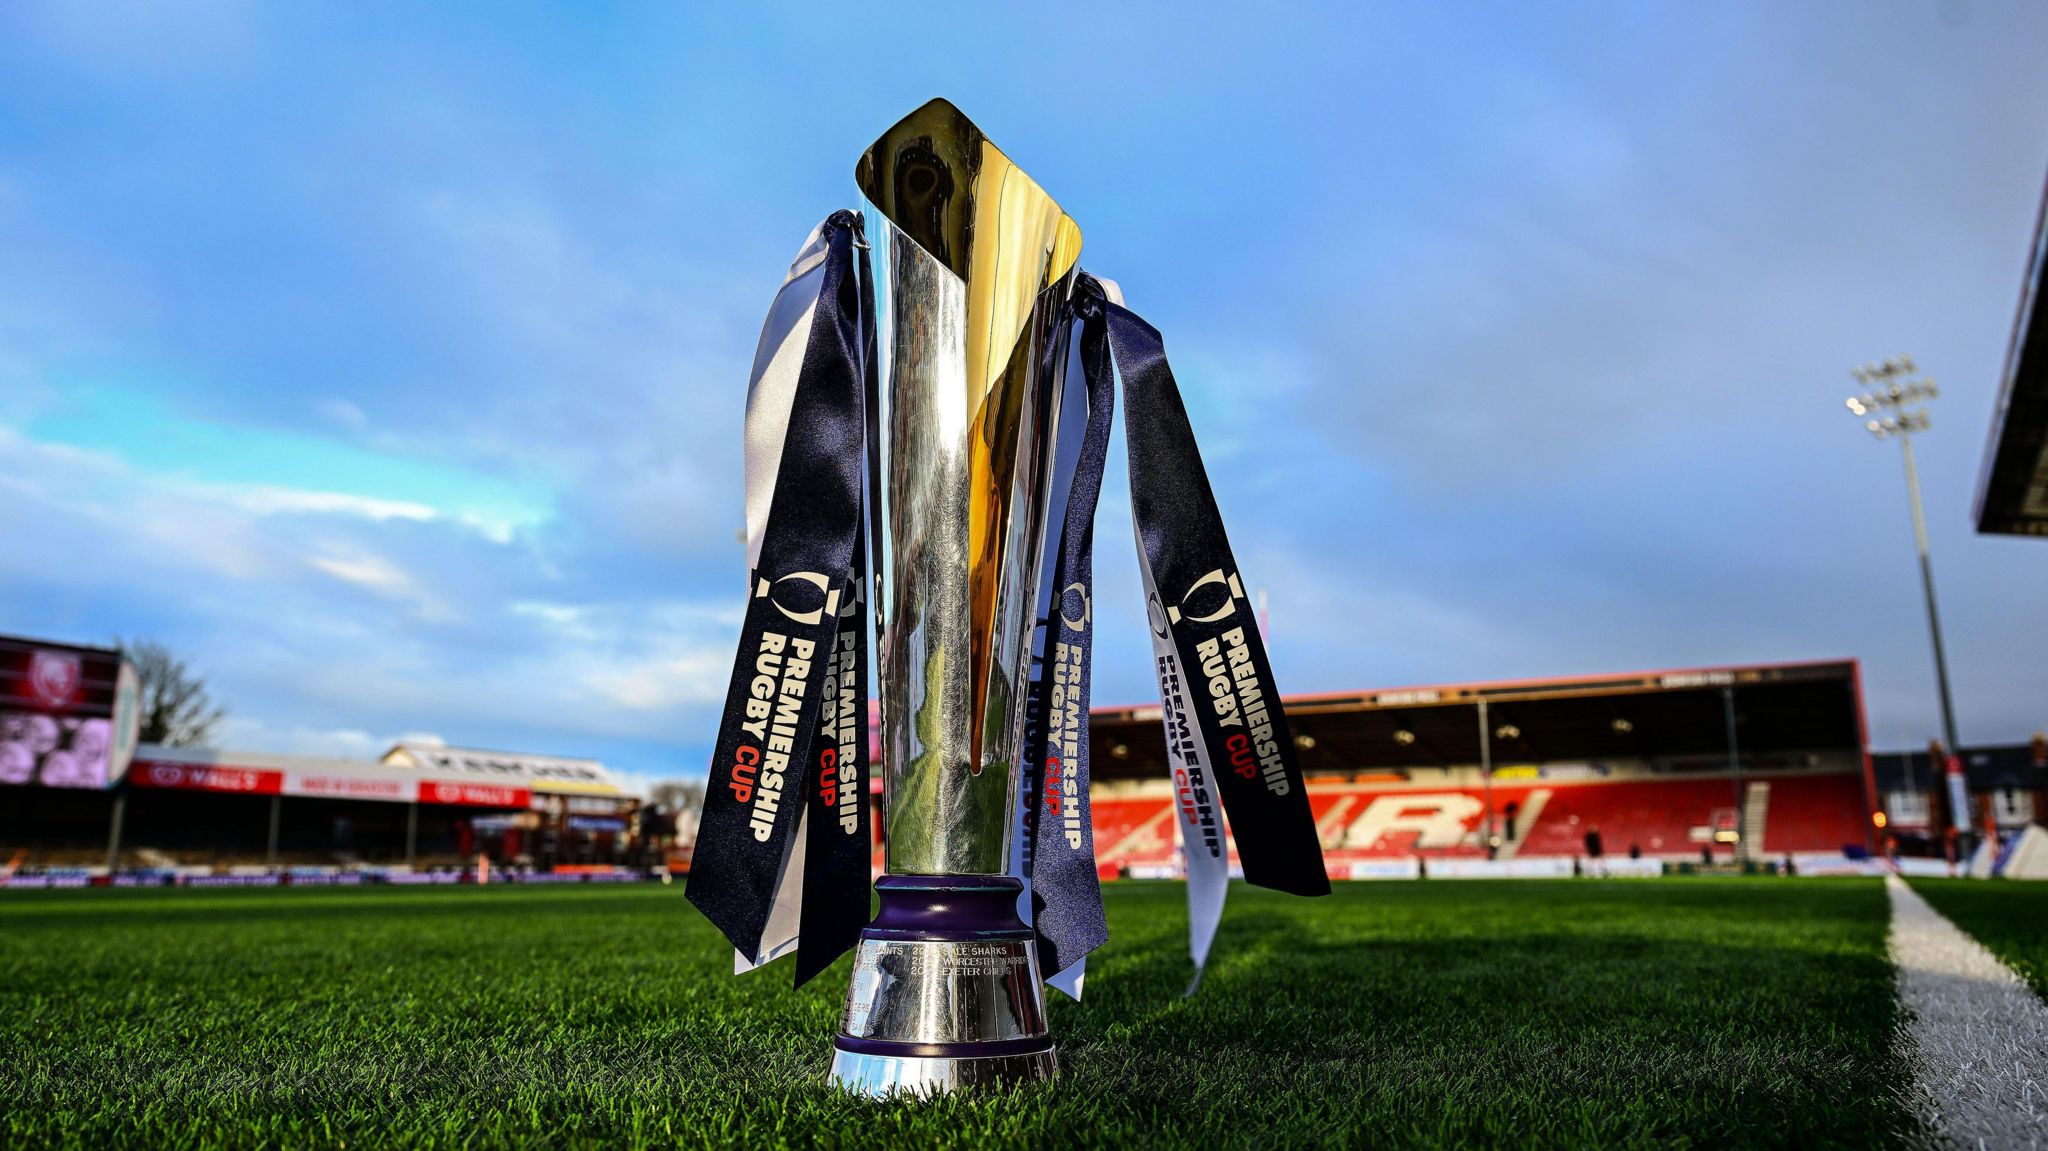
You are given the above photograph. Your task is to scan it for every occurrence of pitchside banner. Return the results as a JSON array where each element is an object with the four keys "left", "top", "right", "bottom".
[{"left": 126, "top": 759, "right": 535, "bottom": 809}]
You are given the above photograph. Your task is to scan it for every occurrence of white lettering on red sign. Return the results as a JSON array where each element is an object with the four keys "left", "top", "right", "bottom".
[
  {"left": 420, "top": 782, "right": 531, "bottom": 808},
  {"left": 132, "top": 761, "right": 283, "bottom": 794}
]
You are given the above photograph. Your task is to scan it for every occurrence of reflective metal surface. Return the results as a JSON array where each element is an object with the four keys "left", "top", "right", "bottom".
[
  {"left": 829, "top": 875, "right": 1055, "bottom": 1098},
  {"left": 831, "top": 99, "right": 1075, "bottom": 1099},
  {"left": 858, "top": 98, "right": 1083, "bottom": 875},
  {"left": 839, "top": 937, "right": 1048, "bottom": 1044},
  {"left": 828, "top": 1048, "right": 1057, "bottom": 1098}
]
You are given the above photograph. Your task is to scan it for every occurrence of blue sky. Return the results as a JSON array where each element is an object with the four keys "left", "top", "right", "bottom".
[{"left": 3, "top": 1, "right": 2045, "bottom": 790}]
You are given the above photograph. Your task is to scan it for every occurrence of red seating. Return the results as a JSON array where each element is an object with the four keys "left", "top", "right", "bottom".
[
  {"left": 1074, "top": 771, "right": 1870, "bottom": 870},
  {"left": 1092, "top": 797, "right": 1178, "bottom": 868},
  {"left": 1759, "top": 774, "right": 1869, "bottom": 854},
  {"left": 1515, "top": 779, "right": 1737, "bottom": 858}
]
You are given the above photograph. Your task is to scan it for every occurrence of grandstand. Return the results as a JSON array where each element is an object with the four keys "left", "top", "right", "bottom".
[
  {"left": 1, "top": 740, "right": 645, "bottom": 875},
  {"left": 1084, "top": 659, "right": 1884, "bottom": 874}
]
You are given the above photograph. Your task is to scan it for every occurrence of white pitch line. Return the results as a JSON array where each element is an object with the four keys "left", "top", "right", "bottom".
[{"left": 1887, "top": 874, "right": 2048, "bottom": 1149}]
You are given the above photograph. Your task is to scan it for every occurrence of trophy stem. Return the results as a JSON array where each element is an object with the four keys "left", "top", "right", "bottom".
[{"left": 828, "top": 875, "right": 1057, "bottom": 1096}]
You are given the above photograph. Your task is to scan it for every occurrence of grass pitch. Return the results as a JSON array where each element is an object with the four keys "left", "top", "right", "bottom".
[
  {"left": 1907, "top": 877, "right": 2048, "bottom": 1001},
  {"left": 1, "top": 879, "right": 1912, "bottom": 1150}
]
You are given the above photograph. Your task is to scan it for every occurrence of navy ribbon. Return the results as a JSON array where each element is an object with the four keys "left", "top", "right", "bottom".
[
  {"left": 688, "top": 211, "right": 872, "bottom": 986},
  {"left": 1024, "top": 280, "right": 1115, "bottom": 978},
  {"left": 1107, "top": 295, "right": 1329, "bottom": 899},
  {"left": 1025, "top": 274, "right": 1328, "bottom": 980}
]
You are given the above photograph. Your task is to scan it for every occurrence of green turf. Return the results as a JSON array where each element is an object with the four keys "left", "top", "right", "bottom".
[
  {"left": 1906, "top": 877, "right": 2048, "bottom": 1002},
  {"left": 0, "top": 879, "right": 1914, "bottom": 1150}
]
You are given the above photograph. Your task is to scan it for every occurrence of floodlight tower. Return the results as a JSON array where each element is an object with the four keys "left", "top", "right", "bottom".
[{"left": 1844, "top": 356, "right": 1964, "bottom": 838}]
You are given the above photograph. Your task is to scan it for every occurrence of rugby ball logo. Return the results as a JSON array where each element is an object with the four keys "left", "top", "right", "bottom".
[
  {"left": 1166, "top": 568, "right": 1243, "bottom": 626},
  {"left": 1059, "top": 583, "right": 1090, "bottom": 633},
  {"left": 754, "top": 570, "right": 838, "bottom": 625}
]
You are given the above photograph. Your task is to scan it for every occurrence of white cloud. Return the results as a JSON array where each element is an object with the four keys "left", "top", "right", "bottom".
[
  {"left": 585, "top": 649, "right": 731, "bottom": 712},
  {"left": 214, "top": 484, "right": 437, "bottom": 524},
  {"left": 511, "top": 600, "right": 580, "bottom": 622},
  {"left": 316, "top": 397, "right": 370, "bottom": 432},
  {"left": 384, "top": 186, "right": 751, "bottom": 560},
  {"left": 211, "top": 716, "right": 401, "bottom": 761},
  {"left": 0, "top": 425, "right": 278, "bottom": 583},
  {"left": 499, "top": 598, "right": 738, "bottom": 717},
  {"left": 308, "top": 551, "right": 414, "bottom": 596}
]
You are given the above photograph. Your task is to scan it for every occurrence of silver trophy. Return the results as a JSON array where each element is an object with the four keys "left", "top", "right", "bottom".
[{"left": 827, "top": 98, "right": 1084, "bottom": 1096}]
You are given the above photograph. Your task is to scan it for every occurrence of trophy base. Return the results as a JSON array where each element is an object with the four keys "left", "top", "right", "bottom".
[
  {"left": 828, "top": 1045, "right": 1057, "bottom": 1097},
  {"left": 828, "top": 875, "right": 1056, "bottom": 1097}
]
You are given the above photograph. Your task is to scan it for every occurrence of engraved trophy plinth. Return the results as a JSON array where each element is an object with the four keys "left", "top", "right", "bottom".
[
  {"left": 826, "top": 98, "right": 1083, "bottom": 1096},
  {"left": 829, "top": 877, "right": 1053, "bottom": 1092}
]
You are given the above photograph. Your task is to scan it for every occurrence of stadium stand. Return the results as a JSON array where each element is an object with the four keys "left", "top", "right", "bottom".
[{"left": 1081, "top": 660, "right": 1882, "bottom": 869}]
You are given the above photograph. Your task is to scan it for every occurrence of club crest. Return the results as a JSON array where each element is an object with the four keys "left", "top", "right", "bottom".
[{"left": 28, "top": 651, "right": 82, "bottom": 709}]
